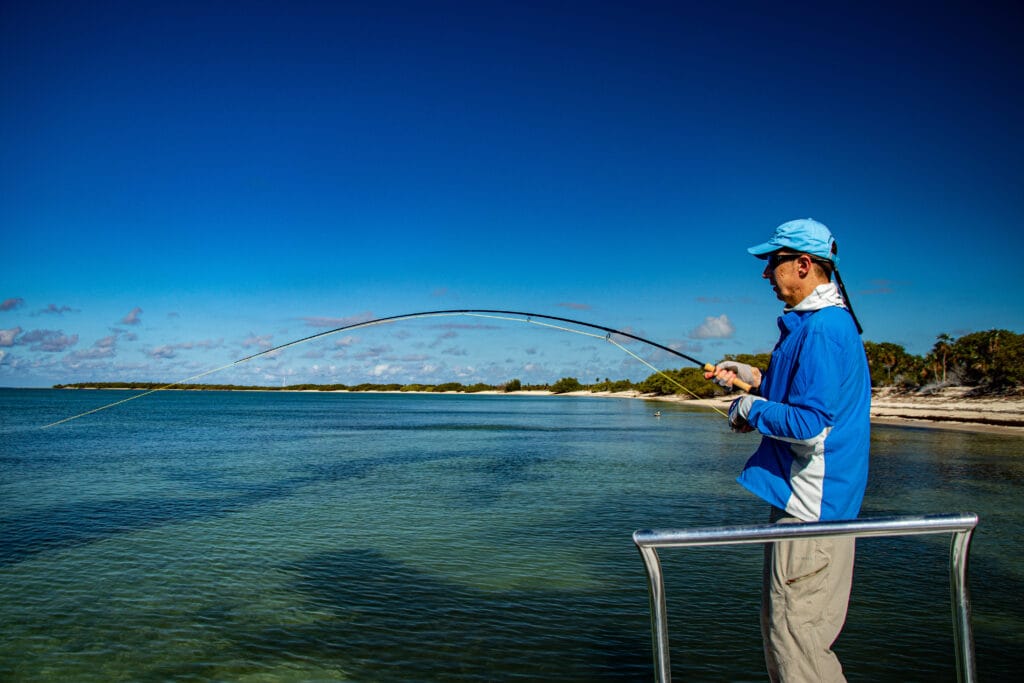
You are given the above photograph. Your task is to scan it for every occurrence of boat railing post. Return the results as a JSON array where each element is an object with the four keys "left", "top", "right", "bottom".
[
  {"left": 636, "top": 543, "right": 670, "bottom": 683},
  {"left": 950, "top": 526, "right": 977, "bottom": 683},
  {"left": 632, "top": 513, "right": 979, "bottom": 682}
]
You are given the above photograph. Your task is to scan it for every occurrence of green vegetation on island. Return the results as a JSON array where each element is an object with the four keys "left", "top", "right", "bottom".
[
  {"left": 53, "top": 330, "right": 1024, "bottom": 397},
  {"left": 864, "top": 329, "right": 1024, "bottom": 392}
]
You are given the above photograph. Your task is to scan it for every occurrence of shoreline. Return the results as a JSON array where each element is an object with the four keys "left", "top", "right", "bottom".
[
  {"left": 634, "top": 388, "right": 1024, "bottom": 436},
  {"left": 43, "top": 385, "right": 1024, "bottom": 436},
  {"left": 491, "top": 388, "right": 1024, "bottom": 436}
]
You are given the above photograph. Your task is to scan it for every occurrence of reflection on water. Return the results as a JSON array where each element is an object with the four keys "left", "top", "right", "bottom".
[{"left": 1, "top": 389, "right": 1021, "bottom": 681}]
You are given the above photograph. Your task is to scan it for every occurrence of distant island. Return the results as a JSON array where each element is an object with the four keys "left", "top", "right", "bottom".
[
  {"left": 51, "top": 378, "right": 632, "bottom": 395},
  {"left": 53, "top": 380, "right": 530, "bottom": 393}
]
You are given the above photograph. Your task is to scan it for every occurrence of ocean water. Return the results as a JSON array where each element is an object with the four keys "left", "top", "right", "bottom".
[{"left": 1, "top": 388, "right": 1022, "bottom": 681}]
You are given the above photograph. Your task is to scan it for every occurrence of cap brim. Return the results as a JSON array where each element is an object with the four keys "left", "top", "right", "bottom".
[{"left": 747, "top": 241, "right": 780, "bottom": 258}]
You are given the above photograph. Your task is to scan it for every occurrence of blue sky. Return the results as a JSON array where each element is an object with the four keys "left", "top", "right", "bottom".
[{"left": 2, "top": 0, "right": 1022, "bottom": 388}]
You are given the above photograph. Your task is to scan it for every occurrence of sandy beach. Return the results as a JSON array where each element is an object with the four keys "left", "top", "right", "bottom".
[{"left": 547, "top": 387, "right": 1024, "bottom": 436}]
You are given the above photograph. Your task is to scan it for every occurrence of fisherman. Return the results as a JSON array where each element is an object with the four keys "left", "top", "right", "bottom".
[{"left": 705, "top": 218, "right": 871, "bottom": 682}]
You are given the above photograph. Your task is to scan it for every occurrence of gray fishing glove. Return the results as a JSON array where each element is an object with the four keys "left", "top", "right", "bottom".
[
  {"left": 709, "top": 361, "right": 761, "bottom": 390},
  {"left": 728, "top": 394, "right": 766, "bottom": 432}
]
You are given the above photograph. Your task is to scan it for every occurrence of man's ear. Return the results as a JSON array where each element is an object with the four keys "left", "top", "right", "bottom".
[{"left": 798, "top": 254, "right": 813, "bottom": 276}]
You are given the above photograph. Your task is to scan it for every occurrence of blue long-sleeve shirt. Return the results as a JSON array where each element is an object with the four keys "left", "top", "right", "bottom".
[{"left": 736, "top": 295, "right": 871, "bottom": 521}]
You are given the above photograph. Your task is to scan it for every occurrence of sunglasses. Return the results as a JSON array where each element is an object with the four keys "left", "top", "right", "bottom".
[{"left": 765, "top": 252, "right": 804, "bottom": 270}]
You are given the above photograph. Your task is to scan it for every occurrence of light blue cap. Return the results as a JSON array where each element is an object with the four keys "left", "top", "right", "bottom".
[{"left": 747, "top": 218, "right": 838, "bottom": 263}]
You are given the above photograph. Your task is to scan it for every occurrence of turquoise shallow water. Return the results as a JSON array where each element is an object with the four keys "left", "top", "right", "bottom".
[{"left": 1, "top": 389, "right": 1022, "bottom": 681}]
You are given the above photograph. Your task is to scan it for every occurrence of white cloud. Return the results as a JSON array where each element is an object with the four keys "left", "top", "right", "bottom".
[
  {"left": 67, "top": 333, "right": 120, "bottom": 360},
  {"left": 355, "top": 345, "right": 391, "bottom": 360},
  {"left": 19, "top": 329, "right": 79, "bottom": 352},
  {"left": 145, "top": 345, "right": 178, "bottom": 359},
  {"left": 140, "top": 338, "right": 222, "bottom": 360},
  {"left": 301, "top": 311, "right": 374, "bottom": 328},
  {"left": 669, "top": 340, "right": 704, "bottom": 353},
  {"left": 39, "top": 304, "right": 77, "bottom": 315},
  {"left": 122, "top": 307, "right": 143, "bottom": 325},
  {"left": 457, "top": 365, "right": 477, "bottom": 378},
  {"left": 430, "top": 330, "right": 457, "bottom": 348},
  {"left": 69, "top": 347, "right": 115, "bottom": 360},
  {"left": 95, "top": 334, "right": 118, "bottom": 350},
  {"left": 241, "top": 333, "right": 273, "bottom": 349},
  {"left": 1, "top": 298, "right": 24, "bottom": 312},
  {"left": 0, "top": 327, "right": 21, "bottom": 346},
  {"left": 176, "top": 339, "right": 222, "bottom": 350},
  {"left": 689, "top": 314, "right": 735, "bottom": 339}
]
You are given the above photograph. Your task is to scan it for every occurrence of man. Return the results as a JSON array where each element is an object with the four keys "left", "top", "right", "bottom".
[{"left": 705, "top": 218, "right": 871, "bottom": 682}]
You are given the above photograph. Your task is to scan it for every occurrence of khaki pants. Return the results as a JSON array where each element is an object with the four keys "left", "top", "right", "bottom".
[{"left": 761, "top": 507, "right": 855, "bottom": 682}]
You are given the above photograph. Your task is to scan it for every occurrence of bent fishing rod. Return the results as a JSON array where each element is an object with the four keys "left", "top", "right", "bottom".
[{"left": 42, "top": 309, "right": 750, "bottom": 429}]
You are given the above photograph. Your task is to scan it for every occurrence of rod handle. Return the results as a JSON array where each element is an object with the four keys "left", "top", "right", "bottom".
[{"left": 703, "top": 363, "right": 753, "bottom": 393}]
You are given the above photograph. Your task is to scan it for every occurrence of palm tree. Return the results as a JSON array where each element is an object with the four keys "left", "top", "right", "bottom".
[{"left": 932, "top": 333, "right": 954, "bottom": 384}]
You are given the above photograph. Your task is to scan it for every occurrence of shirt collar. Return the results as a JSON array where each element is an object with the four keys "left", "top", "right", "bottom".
[{"left": 784, "top": 282, "right": 846, "bottom": 313}]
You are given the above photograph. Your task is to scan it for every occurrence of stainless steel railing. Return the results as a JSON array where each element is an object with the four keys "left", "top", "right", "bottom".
[{"left": 633, "top": 513, "right": 979, "bottom": 682}]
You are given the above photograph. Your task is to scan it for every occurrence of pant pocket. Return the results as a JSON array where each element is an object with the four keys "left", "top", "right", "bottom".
[{"left": 773, "top": 537, "right": 831, "bottom": 624}]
